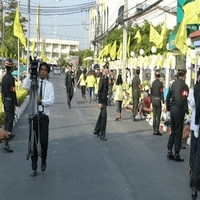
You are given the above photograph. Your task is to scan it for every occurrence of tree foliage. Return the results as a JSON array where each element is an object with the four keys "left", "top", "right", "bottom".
[{"left": 0, "top": 0, "right": 27, "bottom": 60}]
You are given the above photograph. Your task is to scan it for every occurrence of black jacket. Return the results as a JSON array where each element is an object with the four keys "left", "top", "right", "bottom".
[
  {"left": 98, "top": 75, "right": 108, "bottom": 103},
  {"left": 151, "top": 79, "right": 164, "bottom": 104},
  {"left": 166, "top": 78, "right": 189, "bottom": 115},
  {"left": 194, "top": 81, "right": 200, "bottom": 125}
]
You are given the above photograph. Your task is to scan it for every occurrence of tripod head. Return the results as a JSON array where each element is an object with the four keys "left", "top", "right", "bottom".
[{"left": 29, "top": 53, "right": 40, "bottom": 80}]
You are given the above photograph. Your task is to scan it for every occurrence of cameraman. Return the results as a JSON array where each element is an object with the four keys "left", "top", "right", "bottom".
[
  {"left": 2, "top": 58, "right": 18, "bottom": 152},
  {"left": 23, "top": 62, "right": 54, "bottom": 177}
]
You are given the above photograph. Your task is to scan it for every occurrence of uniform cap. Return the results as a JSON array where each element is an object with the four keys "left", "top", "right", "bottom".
[
  {"left": 69, "top": 63, "right": 73, "bottom": 67},
  {"left": 4, "top": 58, "right": 14, "bottom": 67},
  {"left": 178, "top": 68, "right": 187, "bottom": 73}
]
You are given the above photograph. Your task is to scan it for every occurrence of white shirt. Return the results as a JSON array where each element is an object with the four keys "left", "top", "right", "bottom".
[
  {"left": 23, "top": 74, "right": 54, "bottom": 116},
  {"left": 189, "top": 88, "right": 197, "bottom": 134}
]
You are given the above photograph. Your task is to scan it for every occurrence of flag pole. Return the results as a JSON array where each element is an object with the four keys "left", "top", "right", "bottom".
[
  {"left": 26, "top": 0, "right": 30, "bottom": 73},
  {"left": 17, "top": 1, "right": 20, "bottom": 89}
]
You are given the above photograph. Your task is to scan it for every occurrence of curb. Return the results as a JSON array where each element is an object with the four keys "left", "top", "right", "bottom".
[{"left": 13, "top": 95, "right": 29, "bottom": 126}]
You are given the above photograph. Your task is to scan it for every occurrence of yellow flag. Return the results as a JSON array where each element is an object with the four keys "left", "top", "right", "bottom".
[
  {"left": 149, "top": 25, "right": 162, "bottom": 49},
  {"left": 32, "top": 39, "right": 36, "bottom": 55},
  {"left": 13, "top": 6, "right": 26, "bottom": 47},
  {"left": 127, "top": 34, "right": 131, "bottom": 57},
  {"left": 117, "top": 43, "right": 122, "bottom": 60},
  {"left": 103, "top": 43, "right": 111, "bottom": 56},
  {"left": 183, "top": 0, "right": 200, "bottom": 24},
  {"left": 157, "top": 21, "right": 167, "bottom": 48},
  {"left": 134, "top": 30, "right": 141, "bottom": 44},
  {"left": 110, "top": 41, "right": 116, "bottom": 60},
  {"left": 174, "top": 22, "right": 188, "bottom": 55}
]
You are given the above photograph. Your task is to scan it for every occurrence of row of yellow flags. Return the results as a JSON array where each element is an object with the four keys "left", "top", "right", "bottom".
[{"left": 99, "top": 22, "right": 167, "bottom": 60}]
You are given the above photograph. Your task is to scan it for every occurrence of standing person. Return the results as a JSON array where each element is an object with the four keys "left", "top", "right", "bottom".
[
  {"left": 93, "top": 64, "right": 109, "bottom": 141},
  {"left": 86, "top": 70, "right": 96, "bottom": 103},
  {"left": 132, "top": 66, "right": 141, "bottom": 121},
  {"left": 166, "top": 68, "right": 189, "bottom": 162},
  {"left": 23, "top": 62, "right": 54, "bottom": 177},
  {"left": 108, "top": 69, "right": 115, "bottom": 106},
  {"left": 125, "top": 67, "right": 132, "bottom": 86},
  {"left": 65, "top": 63, "right": 75, "bottom": 108},
  {"left": 151, "top": 70, "right": 164, "bottom": 136},
  {"left": 77, "top": 68, "right": 87, "bottom": 99},
  {"left": 75, "top": 66, "right": 82, "bottom": 88},
  {"left": 190, "top": 70, "right": 200, "bottom": 198},
  {"left": 113, "top": 74, "right": 125, "bottom": 120},
  {"left": 1, "top": 58, "right": 18, "bottom": 152}
]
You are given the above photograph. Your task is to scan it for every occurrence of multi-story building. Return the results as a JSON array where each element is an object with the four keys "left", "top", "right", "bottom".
[{"left": 29, "top": 38, "right": 79, "bottom": 65}]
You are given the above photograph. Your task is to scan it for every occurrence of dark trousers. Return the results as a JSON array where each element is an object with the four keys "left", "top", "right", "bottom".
[
  {"left": 4, "top": 111, "right": 14, "bottom": 132},
  {"left": 80, "top": 85, "right": 86, "bottom": 98},
  {"left": 191, "top": 133, "right": 200, "bottom": 188},
  {"left": 132, "top": 93, "right": 139, "bottom": 117},
  {"left": 67, "top": 86, "right": 74, "bottom": 104},
  {"left": 31, "top": 114, "right": 49, "bottom": 170},
  {"left": 116, "top": 100, "right": 122, "bottom": 113},
  {"left": 190, "top": 131, "right": 198, "bottom": 173},
  {"left": 94, "top": 101, "right": 107, "bottom": 138},
  {"left": 152, "top": 104, "right": 161, "bottom": 131},
  {"left": 167, "top": 106, "right": 184, "bottom": 154}
]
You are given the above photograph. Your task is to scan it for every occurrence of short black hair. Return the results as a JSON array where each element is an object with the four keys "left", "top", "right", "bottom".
[{"left": 39, "top": 62, "right": 50, "bottom": 73}]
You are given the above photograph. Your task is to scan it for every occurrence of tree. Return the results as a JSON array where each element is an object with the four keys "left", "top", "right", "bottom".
[{"left": 0, "top": 0, "right": 27, "bottom": 60}]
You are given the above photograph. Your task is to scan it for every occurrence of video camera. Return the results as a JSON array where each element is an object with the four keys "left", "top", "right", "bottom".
[{"left": 29, "top": 53, "right": 40, "bottom": 79}]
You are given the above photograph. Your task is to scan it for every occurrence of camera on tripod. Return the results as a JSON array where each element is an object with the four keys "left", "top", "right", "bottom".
[{"left": 29, "top": 53, "right": 39, "bottom": 79}]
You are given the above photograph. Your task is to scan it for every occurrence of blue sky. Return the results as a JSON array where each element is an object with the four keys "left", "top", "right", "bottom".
[{"left": 19, "top": 0, "right": 93, "bottom": 50}]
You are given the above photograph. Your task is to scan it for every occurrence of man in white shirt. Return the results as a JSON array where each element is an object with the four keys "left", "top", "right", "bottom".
[{"left": 23, "top": 62, "right": 54, "bottom": 177}]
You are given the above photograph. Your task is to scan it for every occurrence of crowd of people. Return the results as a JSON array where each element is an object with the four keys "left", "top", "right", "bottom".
[{"left": 2, "top": 59, "right": 200, "bottom": 198}]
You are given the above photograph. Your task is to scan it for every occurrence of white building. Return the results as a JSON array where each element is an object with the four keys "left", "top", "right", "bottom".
[{"left": 29, "top": 38, "right": 79, "bottom": 64}]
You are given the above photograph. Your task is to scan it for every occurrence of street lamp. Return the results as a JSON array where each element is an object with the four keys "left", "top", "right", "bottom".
[
  {"left": 186, "top": 37, "right": 192, "bottom": 47},
  {"left": 139, "top": 49, "right": 144, "bottom": 56},
  {"left": 151, "top": 46, "right": 157, "bottom": 54},
  {"left": 130, "top": 51, "right": 135, "bottom": 57}
]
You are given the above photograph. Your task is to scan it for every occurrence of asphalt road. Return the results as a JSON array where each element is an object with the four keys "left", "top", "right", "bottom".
[{"left": 0, "top": 73, "right": 193, "bottom": 200}]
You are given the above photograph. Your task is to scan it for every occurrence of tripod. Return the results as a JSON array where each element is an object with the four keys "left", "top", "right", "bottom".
[{"left": 26, "top": 75, "right": 41, "bottom": 160}]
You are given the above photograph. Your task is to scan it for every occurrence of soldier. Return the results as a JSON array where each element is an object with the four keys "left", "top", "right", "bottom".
[
  {"left": 151, "top": 70, "right": 164, "bottom": 135},
  {"left": 166, "top": 68, "right": 189, "bottom": 162},
  {"left": 132, "top": 66, "right": 141, "bottom": 121},
  {"left": 93, "top": 64, "right": 109, "bottom": 141},
  {"left": 65, "top": 63, "right": 75, "bottom": 108},
  {"left": 1, "top": 58, "right": 18, "bottom": 152}
]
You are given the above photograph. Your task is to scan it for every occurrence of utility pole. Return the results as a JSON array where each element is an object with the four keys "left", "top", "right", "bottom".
[
  {"left": 122, "top": 0, "right": 128, "bottom": 81},
  {"left": 27, "top": 0, "right": 30, "bottom": 70}
]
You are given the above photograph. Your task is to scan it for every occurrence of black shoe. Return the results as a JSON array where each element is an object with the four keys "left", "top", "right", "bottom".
[
  {"left": 174, "top": 154, "right": 184, "bottom": 162},
  {"left": 153, "top": 129, "right": 157, "bottom": 135},
  {"left": 68, "top": 103, "right": 71, "bottom": 108},
  {"left": 2, "top": 145, "right": 13, "bottom": 153},
  {"left": 167, "top": 150, "right": 174, "bottom": 160},
  {"left": 41, "top": 162, "right": 46, "bottom": 171},
  {"left": 93, "top": 131, "right": 100, "bottom": 136},
  {"left": 30, "top": 170, "right": 37, "bottom": 177},
  {"left": 155, "top": 131, "right": 162, "bottom": 136},
  {"left": 100, "top": 136, "right": 107, "bottom": 141}
]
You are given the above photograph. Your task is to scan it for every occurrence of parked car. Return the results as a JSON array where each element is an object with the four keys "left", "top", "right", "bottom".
[{"left": 54, "top": 67, "right": 61, "bottom": 75}]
